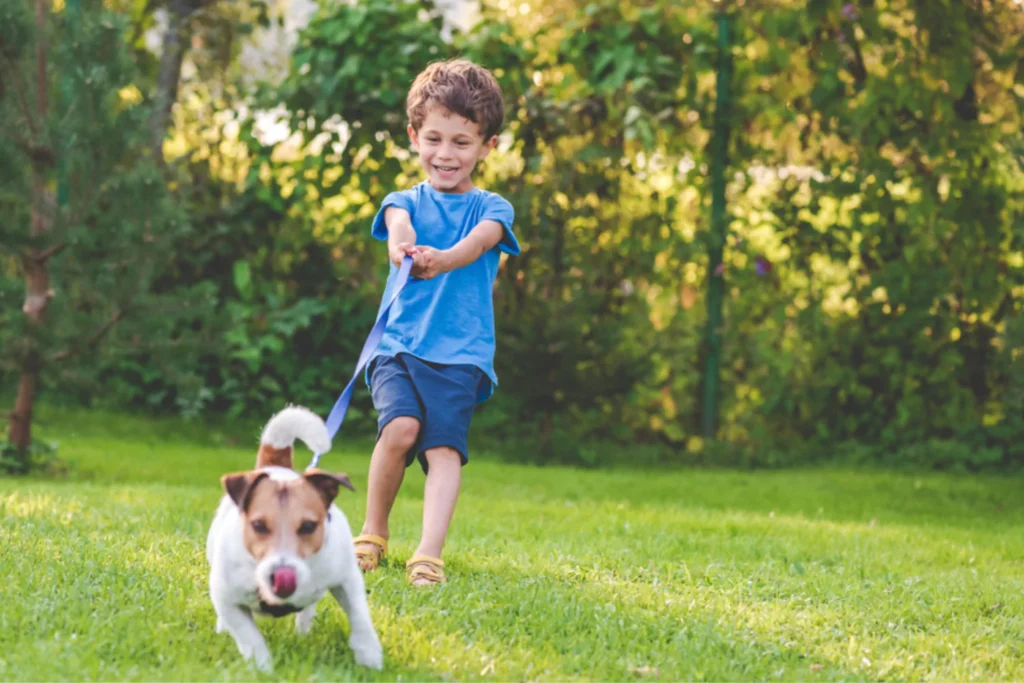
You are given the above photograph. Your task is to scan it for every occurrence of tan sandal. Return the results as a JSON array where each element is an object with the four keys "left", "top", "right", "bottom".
[
  {"left": 406, "top": 554, "right": 446, "bottom": 586},
  {"left": 353, "top": 534, "right": 387, "bottom": 572}
]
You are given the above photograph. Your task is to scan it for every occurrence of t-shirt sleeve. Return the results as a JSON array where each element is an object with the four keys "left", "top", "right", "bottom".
[
  {"left": 371, "top": 190, "right": 416, "bottom": 241},
  {"left": 482, "top": 194, "right": 520, "bottom": 256}
]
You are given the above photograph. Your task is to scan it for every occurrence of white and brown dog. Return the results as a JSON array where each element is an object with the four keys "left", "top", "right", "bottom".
[{"left": 205, "top": 405, "right": 383, "bottom": 671}]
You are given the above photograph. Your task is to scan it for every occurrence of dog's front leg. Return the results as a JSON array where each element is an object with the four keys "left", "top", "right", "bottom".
[
  {"left": 215, "top": 603, "right": 273, "bottom": 672},
  {"left": 295, "top": 603, "right": 317, "bottom": 635},
  {"left": 330, "top": 575, "right": 383, "bottom": 670}
]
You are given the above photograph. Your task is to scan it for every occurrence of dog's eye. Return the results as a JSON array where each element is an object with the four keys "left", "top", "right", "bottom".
[
  {"left": 250, "top": 519, "right": 270, "bottom": 534},
  {"left": 297, "top": 520, "right": 318, "bottom": 536}
]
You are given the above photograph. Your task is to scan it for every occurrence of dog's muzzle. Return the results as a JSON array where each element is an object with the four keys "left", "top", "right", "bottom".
[{"left": 255, "top": 566, "right": 301, "bottom": 618}]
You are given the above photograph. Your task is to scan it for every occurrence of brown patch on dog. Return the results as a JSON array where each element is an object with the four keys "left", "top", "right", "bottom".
[
  {"left": 305, "top": 468, "right": 355, "bottom": 506},
  {"left": 221, "top": 470, "right": 355, "bottom": 561},
  {"left": 256, "top": 443, "right": 293, "bottom": 469},
  {"left": 222, "top": 471, "right": 269, "bottom": 512}
]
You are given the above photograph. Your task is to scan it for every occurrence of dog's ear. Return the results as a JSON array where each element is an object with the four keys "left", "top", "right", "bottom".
[
  {"left": 304, "top": 469, "right": 355, "bottom": 508},
  {"left": 221, "top": 471, "right": 270, "bottom": 512}
]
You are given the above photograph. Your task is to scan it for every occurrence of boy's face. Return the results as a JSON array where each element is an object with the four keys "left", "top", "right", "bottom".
[{"left": 409, "top": 106, "right": 497, "bottom": 194}]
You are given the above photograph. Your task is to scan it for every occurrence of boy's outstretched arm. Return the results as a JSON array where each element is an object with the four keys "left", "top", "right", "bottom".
[
  {"left": 412, "top": 220, "right": 504, "bottom": 280},
  {"left": 385, "top": 207, "right": 417, "bottom": 267}
]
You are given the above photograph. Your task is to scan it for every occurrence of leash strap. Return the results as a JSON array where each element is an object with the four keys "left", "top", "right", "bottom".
[{"left": 307, "top": 255, "right": 414, "bottom": 471}]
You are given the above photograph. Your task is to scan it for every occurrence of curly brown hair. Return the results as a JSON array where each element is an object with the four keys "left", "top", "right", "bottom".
[{"left": 406, "top": 59, "right": 505, "bottom": 140}]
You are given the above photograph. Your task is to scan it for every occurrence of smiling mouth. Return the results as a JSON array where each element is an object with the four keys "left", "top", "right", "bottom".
[{"left": 434, "top": 165, "right": 458, "bottom": 173}]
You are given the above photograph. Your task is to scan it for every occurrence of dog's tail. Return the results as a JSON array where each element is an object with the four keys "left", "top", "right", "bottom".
[{"left": 256, "top": 405, "right": 331, "bottom": 469}]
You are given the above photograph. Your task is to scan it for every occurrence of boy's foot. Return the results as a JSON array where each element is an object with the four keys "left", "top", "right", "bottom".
[
  {"left": 353, "top": 534, "right": 388, "bottom": 572},
  {"left": 406, "top": 554, "right": 446, "bottom": 586}
]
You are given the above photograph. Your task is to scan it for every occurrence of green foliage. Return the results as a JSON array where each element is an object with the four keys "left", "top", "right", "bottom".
[
  {"left": 3, "top": 0, "right": 1021, "bottom": 469},
  {"left": 95, "top": 0, "right": 457, "bottom": 424},
  {"left": 718, "top": 0, "right": 1024, "bottom": 459},
  {"left": 0, "top": 438, "right": 60, "bottom": 475},
  {"left": 0, "top": 3, "right": 208, "bottom": 434}
]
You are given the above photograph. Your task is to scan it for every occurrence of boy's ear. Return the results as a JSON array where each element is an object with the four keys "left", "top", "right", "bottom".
[
  {"left": 408, "top": 124, "right": 419, "bottom": 150},
  {"left": 479, "top": 134, "right": 498, "bottom": 160}
]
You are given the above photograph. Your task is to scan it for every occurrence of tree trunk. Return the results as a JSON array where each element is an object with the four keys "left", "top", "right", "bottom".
[
  {"left": 150, "top": 0, "right": 200, "bottom": 163},
  {"left": 11, "top": 221, "right": 55, "bottom": 451},
  {"left": 9, "top": 344, "right": 41, "bottom": 452},
  {"left": 9, "top": 0, "right": 54, "bottom": 457}
]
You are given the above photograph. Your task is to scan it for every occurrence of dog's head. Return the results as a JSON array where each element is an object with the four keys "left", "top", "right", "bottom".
[{"left": 221, "top": 468, "right": 354, "bottom": 605}]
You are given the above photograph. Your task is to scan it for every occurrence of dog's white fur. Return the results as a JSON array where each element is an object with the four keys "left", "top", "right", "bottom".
[
  {"left": 206, "top": 406, "right": 383, "bottom": 671},
  {"left": 259, "top": 406, "right": 331, "bottom": 451}
]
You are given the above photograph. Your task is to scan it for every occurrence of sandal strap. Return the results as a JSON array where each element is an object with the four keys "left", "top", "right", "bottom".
[
  {"left": 406, "top": 553, "right": 443, "bottom": 568},
  {"left": 353, "top": 534, "right": 388, "bottom": 557},
  {"left": 406, "top": 554, "right": 446, "bottom": 583}
]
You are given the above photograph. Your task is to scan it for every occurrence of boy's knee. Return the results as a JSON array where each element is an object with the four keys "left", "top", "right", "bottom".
[
  {"left": 381, "top": 417, "right": 420, "bottom": 453},
  {"left": 423, "top": 447, "right": 462, "bottom": 469}
]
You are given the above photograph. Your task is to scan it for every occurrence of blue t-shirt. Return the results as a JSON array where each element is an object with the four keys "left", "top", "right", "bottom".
[{"left": 368, "top": 181, "right": 520, "bottom": 402}]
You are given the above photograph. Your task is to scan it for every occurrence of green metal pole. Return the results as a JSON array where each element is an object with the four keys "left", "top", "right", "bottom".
[{"left": 702, "top": 11, "right": 732, "bottom": 440}]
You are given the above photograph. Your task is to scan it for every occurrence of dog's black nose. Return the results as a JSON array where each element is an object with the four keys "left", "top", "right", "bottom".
[{"left": 272, "top": 567, "right": 297, "bottom": 598}]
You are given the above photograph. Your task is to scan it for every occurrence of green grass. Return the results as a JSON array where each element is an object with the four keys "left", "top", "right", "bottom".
[{"left": 2, "top": 408, "right": 1024, "bottom": 681}]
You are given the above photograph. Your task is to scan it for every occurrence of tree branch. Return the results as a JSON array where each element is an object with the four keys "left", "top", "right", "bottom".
[
  {"left": 36, "top": 242, "right": 67, "bottom": 262},
  {"left": 845, "top": 26, "right": 868, "bottom": 89},
  {"left": 15, "top": 140, "right": 56, "bottom": 167},
  {"left": 0, "top": 53, "right": 42, "bottom": 141},
  {"left": 48, "top": 308, "right": 127, "bottom": 363},
  {"left": 150, "top": 0, "right": 210, "bottom": 164}
]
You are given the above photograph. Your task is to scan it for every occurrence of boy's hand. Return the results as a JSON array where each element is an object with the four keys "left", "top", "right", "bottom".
[
  {"left": 410, "top": 246, "right": 452, "bottom": 280},
  {"left": 389, "top": 242, "right": 416, "bottom": 268}
]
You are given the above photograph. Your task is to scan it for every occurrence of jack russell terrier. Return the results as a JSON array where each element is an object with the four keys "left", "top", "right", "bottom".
[{"left": 206, "top": 405, "right": 383, "bottom": 671}]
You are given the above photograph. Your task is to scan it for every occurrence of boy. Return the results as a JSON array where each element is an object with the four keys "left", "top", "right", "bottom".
[{"left": 353, "top": 59, "right": 519, "bottom": 586}]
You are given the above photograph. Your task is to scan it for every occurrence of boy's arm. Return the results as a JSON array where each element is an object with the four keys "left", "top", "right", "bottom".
[
  {"left": 444, "top": 220, "right": 505, "bottom": 270},
  {"left": 412, "top": 220, "right": 505, "bottom": 279},
  {"left": 384, "top": 207, "right": 417, "bottom": 267}
]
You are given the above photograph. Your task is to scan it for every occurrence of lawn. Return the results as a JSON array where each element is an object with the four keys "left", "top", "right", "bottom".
[{"left": 2, "top": 407, "right": 1023, "bottom": 681}]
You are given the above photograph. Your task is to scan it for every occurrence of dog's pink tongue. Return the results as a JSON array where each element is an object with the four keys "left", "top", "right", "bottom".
[{"left": 273, "top": 567, "right": 297, "bottom": 598}]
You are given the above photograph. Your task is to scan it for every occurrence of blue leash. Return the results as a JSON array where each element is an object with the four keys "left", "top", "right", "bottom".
[{"left": 307, "top": 255, "right": 414, "bottom": 471}]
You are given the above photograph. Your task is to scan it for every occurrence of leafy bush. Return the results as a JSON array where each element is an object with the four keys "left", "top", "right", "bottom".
[
  {"left": 3, "top": 0, "right": 1021, "bottom": 470},
  {"left": 0, "top": 439, "right": 62, "bottom": 476}
]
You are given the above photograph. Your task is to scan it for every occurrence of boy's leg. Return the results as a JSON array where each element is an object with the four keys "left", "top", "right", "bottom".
[
  {"left": 414, "top": 446, "right": 463, "bottom": 561},
  {"left": 360, "top": 416, "right": 420, "bottom": 542},
  {"left": 358, "top": 355, "right": 423, "bottom": 571},
  {"left": 396, "top": 355, "right": 482, "bottom": 584}
]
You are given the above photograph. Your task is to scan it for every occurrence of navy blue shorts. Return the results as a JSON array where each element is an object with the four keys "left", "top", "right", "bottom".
[{"left": 368, "top": 353, "right": 485, "bottom": 474}]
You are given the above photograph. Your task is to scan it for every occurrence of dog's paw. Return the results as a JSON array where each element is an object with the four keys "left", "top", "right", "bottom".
[
  {"left": 295, "top": 605, "right": 316, "bottom": 635},
  {"left": 250, "top": 651, "right": 273, "bottom": 673},
  {"left": 354, "top": 647, "right": 384, "bottom": 670},
  {"left": 351, "top": 636, "right": 384, "bottom": 670},
  {"left": 238, "top": 642, "right": 273, "bottom": 673}
]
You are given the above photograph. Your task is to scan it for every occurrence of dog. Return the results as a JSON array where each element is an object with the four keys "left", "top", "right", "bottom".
[{"left": 205, "top": 405, "right": 383, "bottom": 671}]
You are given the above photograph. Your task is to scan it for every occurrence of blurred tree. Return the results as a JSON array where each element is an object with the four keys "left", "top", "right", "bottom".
[
  {"left": 0, "top": 0, "right": 197, "bottom": 470},
  {"left": 722, "top": 0, "right": 1024, "bottom": 458}
]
